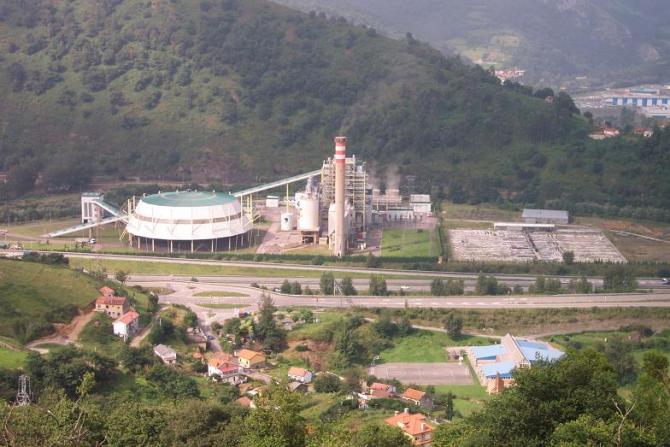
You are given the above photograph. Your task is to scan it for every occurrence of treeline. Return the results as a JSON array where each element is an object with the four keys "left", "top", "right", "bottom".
[{"left": 377, "top": 307, "right": 670, "bottom": 335}]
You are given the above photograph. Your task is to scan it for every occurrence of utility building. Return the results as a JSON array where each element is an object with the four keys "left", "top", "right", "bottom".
[{"left": 522, "top": 209, "right": 569, "bottom": 225}]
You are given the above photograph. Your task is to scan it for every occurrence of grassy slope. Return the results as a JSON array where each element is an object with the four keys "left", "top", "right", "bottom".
[
  {"left": 379, "top": 330, "right": 492, "bottom": 363},
  {"left": 0, "top": 259, "right": 100, "bottom": 339},
  {"left": 0, "top": 347, "right": 28, "bottom": 369}
]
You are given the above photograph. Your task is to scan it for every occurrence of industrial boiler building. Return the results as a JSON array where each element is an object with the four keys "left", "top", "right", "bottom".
[
  {"left": 125, "top": 191, "right": 252, "bottom": 252},
  {"left": 320, "top": 153, "right": 369, "bottom": 234}
]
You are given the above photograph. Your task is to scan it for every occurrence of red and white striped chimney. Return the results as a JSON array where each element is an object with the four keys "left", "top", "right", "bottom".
[{"left": 334, "top": 136, "right": 347, "bottom": 257}]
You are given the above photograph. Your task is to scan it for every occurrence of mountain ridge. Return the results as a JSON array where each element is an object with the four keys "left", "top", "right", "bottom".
[{"left": 271, "top": 0, "right": 670, "bottom": 89}]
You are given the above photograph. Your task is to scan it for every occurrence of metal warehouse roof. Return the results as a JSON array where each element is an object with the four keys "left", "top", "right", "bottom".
[
  {"left": 522, "top": 209, "right": 569, "bottom": 219},
  {"left": 481, "top": 361, "right": 517, "bottom": 378},
  {"left": 471, "top": 344, "right": 506, "bottom": 360},
  {"left": 517, "top": 339, "right": 564, "bottom": 363},
  {"left": 142, "top": 191, "right": 236, "bottom": 207}
]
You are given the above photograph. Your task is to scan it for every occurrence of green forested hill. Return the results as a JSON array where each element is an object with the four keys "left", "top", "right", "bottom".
[
  {"left": 0, "top": 0, "right": 572, "bottom": 180},
  {"left": 0, "top": 0, "right": 669, "bottom": 214},
  {"left": 272, "top": 0, "right": 670, "bottom": 89}
]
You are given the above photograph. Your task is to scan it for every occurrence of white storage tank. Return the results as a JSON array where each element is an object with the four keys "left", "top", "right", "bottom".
[
  {"left": 297, "top": 196, "right": 319, "bottom": 231},
  {"left": 280, "top": 212, "right": 295, "bottom": 231}
]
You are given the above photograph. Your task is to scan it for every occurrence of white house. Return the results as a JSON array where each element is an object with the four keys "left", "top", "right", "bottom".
[
  {"left": 287, "top": 366, "right": 313, "bottom": 384},
  {"left": 113, "top": 311, "right": 140, "bottom": 340},
  {"left": 153, "top": 344, "right": 177, "bottom": 365}
]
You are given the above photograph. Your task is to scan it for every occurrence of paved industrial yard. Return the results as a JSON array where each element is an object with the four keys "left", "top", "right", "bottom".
[
  {"left": 449, "top": 228, "right": 626, "bottom": 263},
  {"left": 368, "top": 362, "right": 473, "bottom": 385}
]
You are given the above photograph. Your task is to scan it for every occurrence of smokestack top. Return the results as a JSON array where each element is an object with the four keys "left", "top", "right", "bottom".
[
  {"left": 334, "top": 136, "right": 347, "bottom": 161},
  {"left": 334, "top": 136, "right": 347, "bottom": 147}
]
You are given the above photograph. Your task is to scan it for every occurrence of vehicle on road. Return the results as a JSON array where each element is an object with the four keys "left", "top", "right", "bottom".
[
  {"left": 89, "top": 238, "right": 96, "bottom": 244},
  {"left": 207, "top": 335, "right": 215, "bottom": 341},
  {"left": 662, "top": 278, "right": 670, "bottom": 286}
]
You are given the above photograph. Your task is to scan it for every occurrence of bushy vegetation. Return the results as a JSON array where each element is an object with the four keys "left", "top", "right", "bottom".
[{"left": 434, "top": 350, "right": 670, "bottom": 446}]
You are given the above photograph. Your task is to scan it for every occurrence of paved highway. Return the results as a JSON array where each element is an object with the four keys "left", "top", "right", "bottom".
[
  {"left": 27, "top": 250, "right": 667, "bottom": 290},
  {"left": 125, "top": 277, "right": 670, "bottom": 329}
]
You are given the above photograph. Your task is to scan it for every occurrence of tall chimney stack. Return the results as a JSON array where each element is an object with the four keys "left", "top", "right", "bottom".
[{"left": 334, "top": 136, "right": 347, "bottom": 257}]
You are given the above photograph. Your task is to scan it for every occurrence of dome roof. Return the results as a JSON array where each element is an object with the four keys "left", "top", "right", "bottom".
[{"left": 141, "top": 191, "right": 235, "bottom": 207}]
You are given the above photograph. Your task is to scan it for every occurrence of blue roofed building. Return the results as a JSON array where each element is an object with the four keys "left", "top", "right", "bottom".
[{"left": 467, "top": 334, "right": 564, "bottom": 394}]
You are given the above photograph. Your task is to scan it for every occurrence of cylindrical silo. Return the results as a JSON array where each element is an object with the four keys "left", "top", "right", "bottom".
[{"left": 298, "top": 195, "right": 320, "bottom": 231}]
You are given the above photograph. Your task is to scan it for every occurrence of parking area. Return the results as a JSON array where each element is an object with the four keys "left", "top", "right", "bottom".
[{"left": 368, "top": 362, "right": 473, "bottom": 385}]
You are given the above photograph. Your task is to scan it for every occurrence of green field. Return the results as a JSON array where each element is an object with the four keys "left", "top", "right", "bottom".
[
  {"left": 67, "top": 258, "right": 427, "bottom": 280},
  {"left": 433, "top": 384, "right": 491, "bottom": 417},
  {"left": 379, "top": 330, "right": 492, "bottom": 363},
  {"left": 0, "top": 259, "right": 101, "bottom": 341},
  {"left": 193, "top": 291, "right": 249, "bottom": 297},
  {"left": 381, "top": 228, "right": 439, "bottom": 257},
  {"left": 0, "top": 347, "right": 28, "bottom": 369}
]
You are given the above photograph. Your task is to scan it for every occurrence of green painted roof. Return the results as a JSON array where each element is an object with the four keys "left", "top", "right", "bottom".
[{"left": 142, "top": 191, "right": 236, "bottom": 207}]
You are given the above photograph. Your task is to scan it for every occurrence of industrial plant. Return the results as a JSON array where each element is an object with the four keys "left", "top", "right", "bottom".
[{"left": 48, "top": 137, "right": 433, "bottom": 257}]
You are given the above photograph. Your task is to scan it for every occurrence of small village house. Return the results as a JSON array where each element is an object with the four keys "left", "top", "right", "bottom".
[
  {"left": 401, "top": 388, "right": 433, "bottom": 410},
  {"left": 384, "top": 409, "right": 434, "bottom": 446},
  {"left": 287, "top": 367, "right": 313, "bottom": 383},
  {"left": 237, "top": 349, "right": 266, "bottom": 369},
  {"left": 208, "top": 352, "right": 247, "bottom": 385},
  {"left": 208, "top": 352, "right": 239, "bottom": 377},
  {"left": 153, "top": 344, "right": 177, "bottom": 365},
  {"left": 112, "top": 311, "right": 139, "bottom": 339},
  {"left": 95, "top": 295, "right": 129, "bottom": 319}
]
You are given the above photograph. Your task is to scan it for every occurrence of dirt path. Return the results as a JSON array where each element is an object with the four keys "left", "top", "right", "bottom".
[
  {"left": 130, "top": 323, "right": 152, "bottom": 347},
  {"left": 67, "top": 311, "right": 96, "bottom": 342},
  {"left": 26, "top": 310, "right": 96, "bottom": 352}
]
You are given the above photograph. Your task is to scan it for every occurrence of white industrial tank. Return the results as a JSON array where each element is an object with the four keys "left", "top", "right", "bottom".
[
  {"left": 280, "top": 212, "right": 295, "bottom": 231},
  {"left": 297, "top": 196, "right": 319, "bottom": 231}
]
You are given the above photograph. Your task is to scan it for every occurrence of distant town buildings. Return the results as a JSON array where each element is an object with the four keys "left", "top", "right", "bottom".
[
  {"left": 576, "top": 85, "right": 670, "bottom": 118},
  {"left": 495, "top": 68, "right": 526, "bottom": 83}
]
